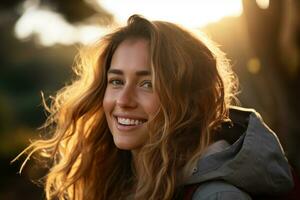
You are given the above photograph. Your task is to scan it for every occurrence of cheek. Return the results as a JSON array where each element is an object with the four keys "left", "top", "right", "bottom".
[
  {"left": 143, "top": 95, "right": 160, "bottom": 117},
  {"left": 103, "top": 91, "right": 113, "bottom": 115}
]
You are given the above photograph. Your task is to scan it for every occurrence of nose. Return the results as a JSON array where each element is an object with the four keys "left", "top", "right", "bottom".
[{"left": 116, "top": 86, "right": 137, "bottom": 108}]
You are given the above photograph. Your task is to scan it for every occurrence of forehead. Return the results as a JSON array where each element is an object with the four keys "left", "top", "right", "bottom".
[{"left": 109, "top": 38, "right": 151, "bottom": 72}]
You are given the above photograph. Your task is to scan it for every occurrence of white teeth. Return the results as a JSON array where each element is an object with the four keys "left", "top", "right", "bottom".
[{"left": 117, "top": 117, "right": 144, "bottom": 125}]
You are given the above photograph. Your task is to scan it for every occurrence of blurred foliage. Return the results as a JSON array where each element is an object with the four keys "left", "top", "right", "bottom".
[{"left": 0, "top": 2, "right": 77, "bottom": 198}]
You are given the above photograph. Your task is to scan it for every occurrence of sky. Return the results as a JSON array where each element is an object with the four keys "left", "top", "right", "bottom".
[{"left": 14, "top": 0, "right": 270, "bottom": 46}]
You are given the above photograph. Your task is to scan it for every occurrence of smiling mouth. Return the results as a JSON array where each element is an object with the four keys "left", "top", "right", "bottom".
[{"left": 115, "top": 117, "right": 147, "bottom": 126}]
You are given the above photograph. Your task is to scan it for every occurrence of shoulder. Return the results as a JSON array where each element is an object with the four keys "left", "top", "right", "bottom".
[{"left": 192, "top": 181, "right": 252, "bottom": 200}]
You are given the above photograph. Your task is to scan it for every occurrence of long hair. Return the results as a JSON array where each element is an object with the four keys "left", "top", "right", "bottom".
[{"left": 16, "top": 15, "right": 238, "bottom": 200}]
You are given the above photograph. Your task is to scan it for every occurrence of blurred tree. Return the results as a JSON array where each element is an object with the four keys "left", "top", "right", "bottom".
[
  {"left": 0, "top": 0, "right": 23, "bottom": 9},
  {"left": 242, "top": 0, "right": 300, "bottom": 171},
  {"left": 39, "top": 0, "right": 113, "bottom": 24},
  {"left": 0, "top": 0, "right": 114, "bottom": 199},
  {"left": 242, "top": 0, "right": 290, "bottom": 139},
  {"left": 0, "top": 0, "right": 113, "bottom": 24}
]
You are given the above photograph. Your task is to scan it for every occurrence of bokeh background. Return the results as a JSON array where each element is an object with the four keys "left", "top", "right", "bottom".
[{"left": 1, "top": 0, "right": 300, "bottom": 199}]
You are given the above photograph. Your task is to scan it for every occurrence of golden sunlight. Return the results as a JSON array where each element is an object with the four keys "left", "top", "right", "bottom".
[
  {"left": 99, "top": 0, "right": 243, "bottom": 28},
  {"left": 256, "top": 0, "right": 270, "bottom": 9}
]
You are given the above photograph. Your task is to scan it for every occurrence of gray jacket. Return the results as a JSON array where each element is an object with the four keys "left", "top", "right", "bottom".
[{"left": 184, "top": 107, "right": 294, "bottom": 200}]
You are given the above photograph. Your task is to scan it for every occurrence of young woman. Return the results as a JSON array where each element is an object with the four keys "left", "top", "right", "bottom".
[{"left": 17, "top": 15, "right": 294, "bottom": 200}]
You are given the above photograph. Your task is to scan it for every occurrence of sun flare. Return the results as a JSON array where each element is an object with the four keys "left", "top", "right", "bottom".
[{"left": 100, "top": 0, "right": 243, "bottom": 28}]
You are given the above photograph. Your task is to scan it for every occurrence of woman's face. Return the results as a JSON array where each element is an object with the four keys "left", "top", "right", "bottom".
[{"left": 103, "top": 38, "right": 160, "bottom": 151}]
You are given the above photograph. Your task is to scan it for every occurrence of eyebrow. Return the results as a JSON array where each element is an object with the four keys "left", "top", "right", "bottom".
[{"left": 107, "top": 68, "right": 151, "bottom": 76}]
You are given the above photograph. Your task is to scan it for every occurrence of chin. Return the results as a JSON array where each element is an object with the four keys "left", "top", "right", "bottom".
[{"left": 113, "top": 139, "right": 142, "bottom": 151}]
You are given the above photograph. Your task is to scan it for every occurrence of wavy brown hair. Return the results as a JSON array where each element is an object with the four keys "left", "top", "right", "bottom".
[{"left": 15, "top": 15, "right": 238, "bottom": 200}]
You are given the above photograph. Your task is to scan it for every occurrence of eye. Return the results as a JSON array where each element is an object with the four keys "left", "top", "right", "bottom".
[
  {"left": 140, "top": 80, "right": 153, "bottom": 89},
  {"left": 108, "top": 78, "right": 124, "bottom": 87}
]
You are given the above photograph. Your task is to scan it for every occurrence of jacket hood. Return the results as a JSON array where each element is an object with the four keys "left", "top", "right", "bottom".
[{"left": 184, "top": 106, "right": 294, "bottom": 196}]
